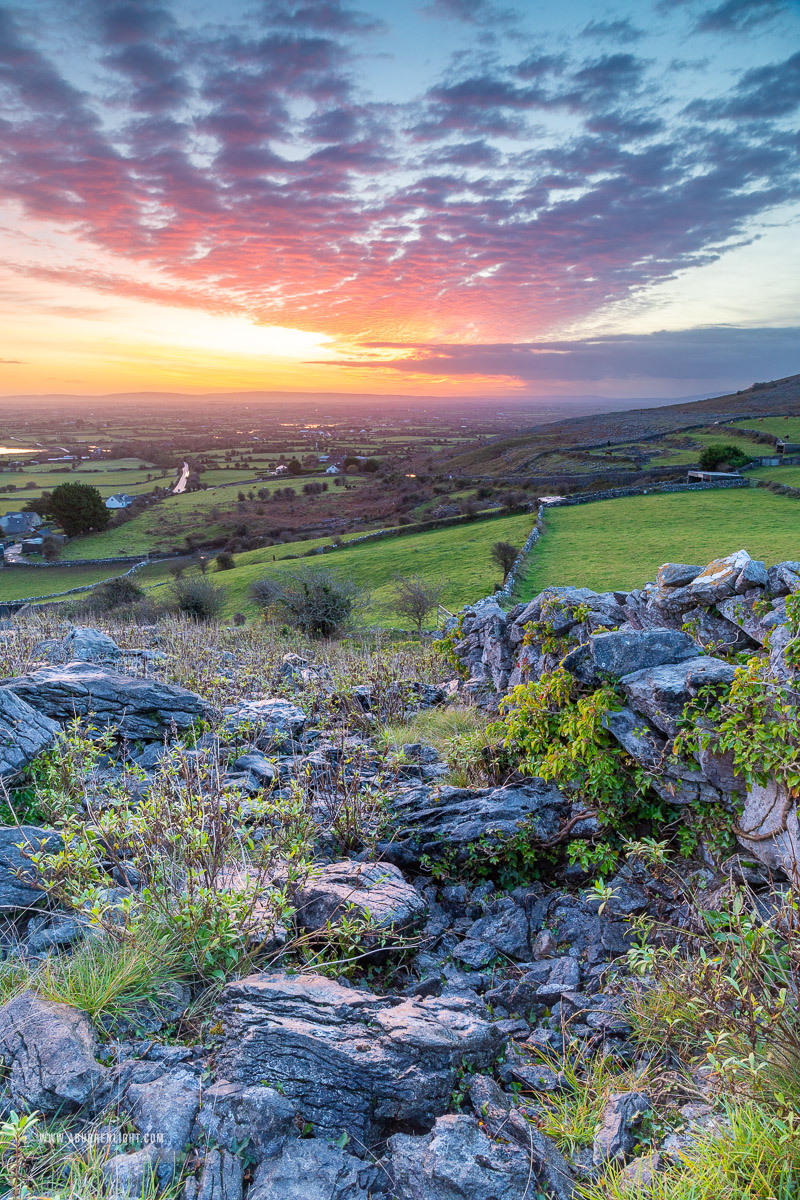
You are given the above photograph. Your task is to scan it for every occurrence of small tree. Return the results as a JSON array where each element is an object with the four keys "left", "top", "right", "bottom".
[
  {"left": 491, "top": 540, "right": 520, "bottom": 583},
  {"left": 287, "top": 459, "right": 303, "bottom": 475},
  {"left": 47, "top": 482, "right": 110, "bottom": 536},
  {"left": 390, "top": 575, "right": 443, "bottom": 635},
  {"left": 215, "top": 551, "right": 236, "bottom": 571},
  {"left": 251, "top": 567, "right": 363, "bottom": 637},
  {"left": 698, "top": 443, "right": 750, "bottom": 471}
]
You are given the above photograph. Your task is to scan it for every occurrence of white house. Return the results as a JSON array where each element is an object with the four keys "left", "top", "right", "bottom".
[
  {"left": 325, "top": 464, "right": 341, "bottom": 475},
  {"left": 105, "top": 493, "right": 136, "bottom": 509}
]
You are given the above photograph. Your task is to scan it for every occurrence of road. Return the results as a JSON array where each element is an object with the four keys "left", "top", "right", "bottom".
[{"left": 172, "top": 462, "right": 190, "bottom": 494}]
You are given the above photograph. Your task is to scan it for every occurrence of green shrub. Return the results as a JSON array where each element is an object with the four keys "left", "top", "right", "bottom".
[
  {"left": 697, "top": 443, "right": 751, "bottom": 471},
  {"left": 251, "top": 567, "right": 364, "bottom": 637},
  {"left": 170, "top": 575, "right": 225, "bottom": 621}
]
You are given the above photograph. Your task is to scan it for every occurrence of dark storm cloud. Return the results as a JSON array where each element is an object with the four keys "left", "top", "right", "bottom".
[{"left": 331, "top": 327, "right": 800, "bottom": 385}]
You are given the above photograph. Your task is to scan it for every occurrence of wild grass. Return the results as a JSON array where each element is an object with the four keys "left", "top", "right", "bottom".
[
  {"left": 578, "top": 1100, "right": 800, "bottom": 1200},
  {"left": 383, "top": 704, "right": 494, "bottom": 786},
  {"left": 530, "top": 1047, "right": 663, "bottom": 1157}
]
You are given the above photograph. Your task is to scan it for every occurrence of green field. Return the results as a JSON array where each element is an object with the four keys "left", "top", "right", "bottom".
[
  {"left": 135, "top": 512, "right": 537, "bottom": 623},
  {"left": 751, "top": 465, "right": 800, "bottom": 486},
  {"left": 0, "top": 563, "right": 130, "bottom": 602},
  {"left": 734, "top": 417, "right": 800, "bottom": 442},
  {"left": 0, "top": 458, "right": 167, "bottom": 516},
  {"left": 520, "top": 489, "right": 800, "bottom": 595}
]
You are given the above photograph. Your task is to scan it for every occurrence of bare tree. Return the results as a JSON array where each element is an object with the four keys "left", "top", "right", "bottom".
[
  {"left": 491, "top": 540, "right": 520, "bottom": 583},
  {"left": 390, "top": 574, "right": 444, "bottom": 635}
]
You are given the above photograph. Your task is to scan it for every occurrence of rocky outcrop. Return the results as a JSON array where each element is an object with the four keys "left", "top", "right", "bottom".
[
  {"left": 221, "top": 697, "right": 307, "bottom": 748},
  {"left": 1, "top": 663, "right": 207, "bottom": 740},
  {"left": 447, "top": 549, "right": 800, "bottom": 878},
  {"left": 216, "top": 971, "right": 502, "bottom": 1145}
]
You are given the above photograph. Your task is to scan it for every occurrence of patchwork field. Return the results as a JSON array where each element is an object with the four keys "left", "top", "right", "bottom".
[{"left": 519, "top": 488, "right": 800, "bottom": 596}]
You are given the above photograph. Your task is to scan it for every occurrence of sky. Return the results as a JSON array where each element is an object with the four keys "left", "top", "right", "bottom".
[{"left": 0, "top": 0, "right": 798, "bottom": 401}]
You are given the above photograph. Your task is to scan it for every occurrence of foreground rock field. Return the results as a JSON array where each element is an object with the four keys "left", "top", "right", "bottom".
[{"left": 0, "top": 548, "right": 797, "bottom": 1199}]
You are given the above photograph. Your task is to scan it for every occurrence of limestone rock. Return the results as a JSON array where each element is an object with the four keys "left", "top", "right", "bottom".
[
  {"left": 619, "top": 657, "right": 736, "bottom": 737},
  {"left": 0, "top": 825, "right": 62, "bottom": 910},
  {"left": 248, "top": 1139, "right": 376, "bottom": 1200},
  {"left": 562, "top": 628, "right": 696, "bottom": 684},
  {"left": 295, "top": 860, "right": 427, "bottom": 935},
  {"left": 215, "top": 971, "right": 501, "bottom": 1144},
  {"left": 193, "top": 1078, "right": 297, "bottom": 1162},
  {"left": 390, "top": 1114, "right": 541, "bottom": 1200},
  {"left": 593, "top": 1092, "right": 651, "bottom": 1166},
  {"left": 1, "top": 663, "right": 207, "bottom": 739},
  {"left": 390, "top": 781, "right": 569, "bottom": 862},
  {"left": 221, "top": 697, "right": 307, "bottom": 748},
  {"left": 737, "top": 778, "right": 799, "bottom": 881},
  {"left": 0, "top": 689, "right": 60, "bottom": 780},
  {"left": 0, "top": 991, "right": 107, "bottom": 1113}
]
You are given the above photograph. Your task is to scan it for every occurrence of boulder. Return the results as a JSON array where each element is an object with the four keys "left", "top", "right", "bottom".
[
  {"left": 592, "top": 1092, "right": 651, "bottom": 1166},
  {"left": 102, "top": 1146, "right": 176, "bottom": 1200},
  {"left": 295, "top": 860, "right": 427, "bottom": 936},
  {"left": 464, "top": 898, "right": 530, "bottom": 960},
  {"left": 736, "top": 778, "right": 799, "bottom": 881},
  {"left": 562, "top": 628, "right": 696, "bottom": 684},
  {"left": 0, "top": 689, "right": 60, "bottom": 780},
  {"left": 221, "top": 697, "right": 306, "bottom": 748},
  {"left": 390, "top": 1114, "right": 534, "bottom": 1200},
  {"left": 248, "top": 1139, "right": 376, "bottom": 1200},
  {"left": 57, "top": 627, "right": 122, "bottom": 663},
  {"left": 390, "top": 781, "right": 569, "bottom": 862},
  {"left": 0, "top": 991, "right": 107, "bottom": 1113},
  {"left": 215, "top": 971, "right": 502, "bottom": 1144},
  {"left": 193, "top": 1079, "right": 296, "bottom": 1163},
  {"left": 1, "top": 663, "right": 207, "bottom": 739},
  {"left": 601, "top": 707, "right": 667, "bottom": 770},
  {"left": 619, "top": 657, "right": 736, "bottom": 737},
  {"left": 0, "top": 825, "right": 62, "bottom": 910}
]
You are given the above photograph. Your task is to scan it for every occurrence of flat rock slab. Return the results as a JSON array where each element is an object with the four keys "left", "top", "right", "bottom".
[
  {"left": 248, "top": 1139, "right": 376, "bottom": 1200},
  {"left": 391, "top": 781, "right": 569, "bottom": 861},
  {"left": 737, "top": 778, "right": 800, "bottom": 881},
  {"left": 295, "top": 860, "right": 427, "bottom": 935},
  {"left": 0, "top": 689, "right": 60, "bottom": 779},
  {"left": 216, "top": 971, "right": 502, "bottom": 1145},
  {"left": 1, "top": 663, "right": 207, "bottom": 740},
  {"left": 563, "top": 628, "right": 696, "bottom": 684}
]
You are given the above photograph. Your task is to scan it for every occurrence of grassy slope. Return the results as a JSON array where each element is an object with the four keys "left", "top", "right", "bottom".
[
  {"left": 142, "top": 512, "right": 537, "bottom": 622},
  {"left": 752, "top": 465, "right": 800, "bottom": 485},
  {"left": 520, "top": 488, "right": 800, "bottom": 596}
]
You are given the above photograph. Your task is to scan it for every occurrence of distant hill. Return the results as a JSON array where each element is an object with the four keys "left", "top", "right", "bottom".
[{"left": 438, "top": 373, "right": 800, "bottom": 475}]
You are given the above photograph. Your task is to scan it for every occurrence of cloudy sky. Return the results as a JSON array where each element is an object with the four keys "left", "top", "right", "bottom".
[{"left": 0, "top": 0, "right": 798, "bottom": 399}]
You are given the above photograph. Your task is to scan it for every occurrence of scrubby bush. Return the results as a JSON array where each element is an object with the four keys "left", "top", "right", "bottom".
[
  {"left": 215, "top": 550, "right": 236, "bottom": 571},
  {"left": 170, "top": 575, "right": 225, "bottom": 621},
  {"left": 698, "top": 443, "right": 751, "bottom": 471},
  {"left": 251, "top": 567, "right": 363, "bottom": 637},
  {"left": 87, "top": 575, "right": 145, "bottom": 611}
]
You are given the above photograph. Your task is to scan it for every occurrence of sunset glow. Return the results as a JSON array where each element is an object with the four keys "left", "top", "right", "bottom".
[{"left": 1, "top": 0, "right": 798, "bottom": 400}]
